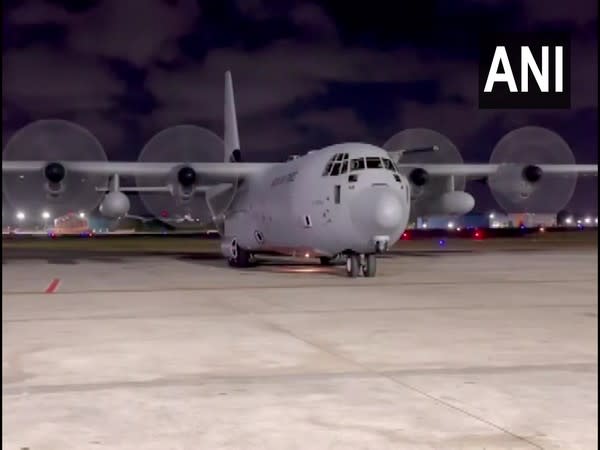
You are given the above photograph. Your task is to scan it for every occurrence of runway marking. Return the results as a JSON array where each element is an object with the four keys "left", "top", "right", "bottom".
[{"left": 44, "top": 278, "right": 61, "bottom": 294}]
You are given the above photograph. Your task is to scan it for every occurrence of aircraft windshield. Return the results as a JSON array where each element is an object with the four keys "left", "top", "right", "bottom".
[
  {"left": 324, "top": 154, "right": 397, "bottom": 176},
  {"left": 366, "top": 157, "right": 383, "bottom": 169}
]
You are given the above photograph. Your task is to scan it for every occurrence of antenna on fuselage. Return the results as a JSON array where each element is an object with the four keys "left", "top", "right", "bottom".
[{"left": 224, "top": 71, "right": 241, "bottom": 162}]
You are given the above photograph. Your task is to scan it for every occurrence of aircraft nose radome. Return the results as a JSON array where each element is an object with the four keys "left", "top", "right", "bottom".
[
  {"left": 373, "top": 192, "right": 403, "bottom": 229},
  {"left": 351, "top": 187, "right": 404, "bottom": 234}
]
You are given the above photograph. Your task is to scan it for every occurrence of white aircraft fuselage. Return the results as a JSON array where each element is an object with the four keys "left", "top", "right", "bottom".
[{"left": 222, "top": 142, "right": 410, "bottom": 259}]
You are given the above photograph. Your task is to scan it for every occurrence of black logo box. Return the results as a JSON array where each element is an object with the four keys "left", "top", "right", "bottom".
[{"left": 478, "top": 32, "right": 571, "bottom": 109}]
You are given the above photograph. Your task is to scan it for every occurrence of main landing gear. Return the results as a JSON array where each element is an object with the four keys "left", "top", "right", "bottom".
[
  {"left": 227, "top": 240, "right": 253, "bottom": 268},
  {"left": 345, "top": 253, "right": 377, "bottom": 278}
]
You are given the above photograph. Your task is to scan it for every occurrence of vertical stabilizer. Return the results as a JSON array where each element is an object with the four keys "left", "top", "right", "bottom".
[{"left": 224, "top": 71, "right": 241, "bottom": 162}]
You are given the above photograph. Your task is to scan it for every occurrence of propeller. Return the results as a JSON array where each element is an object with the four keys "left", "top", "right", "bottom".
[
  {"left": 2, "top": 119, "right": 108, "bottom": 218},
  {"left": 488, "top": 126, "right": 577, "bottom": 213},
  {"left": 383, "top": 128, "right": 465, "bottom": 195},
  {"left": 136, "top": 125, "right": 237, "bottom": 224}
]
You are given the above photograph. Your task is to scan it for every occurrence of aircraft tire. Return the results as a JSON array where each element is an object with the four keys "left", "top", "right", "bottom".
[
  {"left": 346, "top": 254, "right": 360, "bottom": 278},
  {"left": 228, "top": 243, "right": 252, "bottom": 268},
  {"left": 363, "top": 254, "right": 377, "bottom": 277}
]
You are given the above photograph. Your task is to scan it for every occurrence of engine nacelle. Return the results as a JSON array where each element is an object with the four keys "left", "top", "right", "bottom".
[
  {"left": 44, "top": 162, "right": 66, "bottom": 183},
  {"left": 522, "top": 164, "right": 543, "bottom": 183},
  {"left": 43, "top": 162, "right": 66, "bottom": 195},
  {"left": 409, "top": 168, "right": 429, "bottom": 186},
  {"left": 177, "top": 166, "right": 197, "bottom": 187},
  {"left": 428, "top": 191, "right": 475, "bottom": 216},
  {"left": 99, "top": 191, "right": 130, "bottom": 218}
]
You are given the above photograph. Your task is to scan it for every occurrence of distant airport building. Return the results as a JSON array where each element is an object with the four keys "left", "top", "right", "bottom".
[
  {"left": 416, "top": 212, "right": 559, "bottom": 230},
  {"left": 506, "top": 213, "right": 556, "bottom": 228},
  {"left": 416, "top": 214, "right": 490, "bottom": 230}
]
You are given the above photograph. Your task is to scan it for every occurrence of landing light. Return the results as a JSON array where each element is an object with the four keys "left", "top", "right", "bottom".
[
  {"left": 539, "top": 226, "right": 545, "bottom": 232},
  {"left": 456, "top": 227, "right": 461, "bottom": 231},
  {"left": 304, "top": 253, "right": 310, "bottom": 258},
  {"left": 489, "top": 213, "right": 495, "bottom": 219},
  {"left": 79, "top": 212, "right": 86, "bottom": 219},
  {"left": 41, "top": 211, "right": 51, "bottom": 220},
  {"left": 16, "top": 211, "right": 25, "bottom": 221},
  {"left": 565, "top": 217, "right": 573, "bottom": 225},
  {"left": 447, "top": 221, "right": 454, "bottom": 229},
  {"left": 584, "top": 217, "right": 592, "bottom": 224},
  {"left": 421, "top": 223, "right": 428, "bottom": 229}
]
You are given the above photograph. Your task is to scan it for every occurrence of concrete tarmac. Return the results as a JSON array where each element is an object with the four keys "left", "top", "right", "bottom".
[{"left": 2, "top": 247, "right": 598, "bottom": 450}]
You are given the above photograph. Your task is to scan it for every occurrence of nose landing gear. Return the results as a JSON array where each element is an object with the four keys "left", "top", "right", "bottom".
[
  {"left": 227, "top": 239, "right": 252, "bottom": 268},
  {"left": 345, "top": 253, "right": 377, "bottom": 278}
]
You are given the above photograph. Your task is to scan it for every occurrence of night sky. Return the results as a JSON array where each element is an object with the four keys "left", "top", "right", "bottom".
[{"left": 2, "top": 0, "right": 598, "bottom": 213}]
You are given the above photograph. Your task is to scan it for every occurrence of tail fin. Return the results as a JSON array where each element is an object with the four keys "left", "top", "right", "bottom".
[{"left": 224, "top": 71, "right": 241, "bottom": 162}]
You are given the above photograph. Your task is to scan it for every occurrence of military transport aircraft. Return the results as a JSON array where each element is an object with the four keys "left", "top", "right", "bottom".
[{"left": 2, "top": 72, "right": 598, "bottom": 277}]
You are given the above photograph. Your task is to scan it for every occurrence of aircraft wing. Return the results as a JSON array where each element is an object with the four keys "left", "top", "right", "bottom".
[
  {"left": 396, "top": 163, "right": 598, "bottom": 178},
  {"left": 2, "top": 161, "right": 278, "bottom": 185}
]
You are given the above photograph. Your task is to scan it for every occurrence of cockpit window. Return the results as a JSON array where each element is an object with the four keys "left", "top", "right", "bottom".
[
  {"left": 323, "top": 153, "right": 349, "bottom": 176},
  {"left": 330, "top": 162, "right": 341, "bottom": 176},
  {"left": 340, "top": 160, "right": 348, "bottom": 174},
  {"left": 366, "top": 157, "right": 383, "bottom": 169},
  {"left": 325, "top": 153, "right": 398, "bottom": 176},
  {"left": 350, "top": 158, "right": 365, "bottom": 171},
  {"left": 382, "top": 158, "right": 397, "bottom": 172}
]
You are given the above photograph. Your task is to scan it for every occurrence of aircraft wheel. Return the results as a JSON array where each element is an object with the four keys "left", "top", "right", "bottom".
[
  {"left": 228, "top": 240, "right": 252, "bottom": 268},
  {"left": 362, "top": 254, "right": 377, "bottom": 277},
  {"left": 346, "top": 254, "right": 360, "bottom": 278}
]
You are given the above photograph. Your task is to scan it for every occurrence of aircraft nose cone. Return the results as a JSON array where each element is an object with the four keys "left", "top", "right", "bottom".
[
  {"left": 373, "top": 191, "right": 403, "bottom": 229},
  {"left": 351, "top": 186, "right": 405, "bottom": 234}
]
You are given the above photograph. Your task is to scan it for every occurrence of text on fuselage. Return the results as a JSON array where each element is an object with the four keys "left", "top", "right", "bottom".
[{"left": 271, "top": 170, "right": 298, "bottom": 187}]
